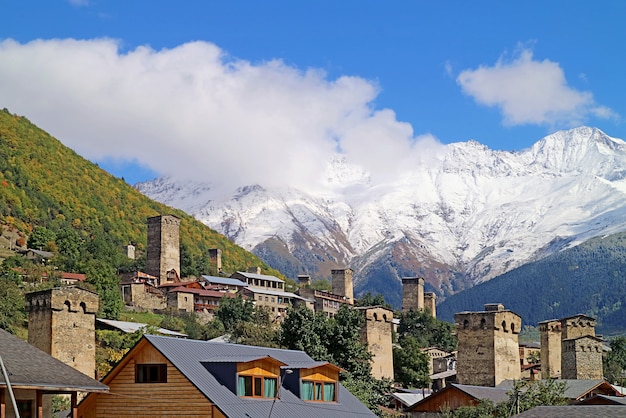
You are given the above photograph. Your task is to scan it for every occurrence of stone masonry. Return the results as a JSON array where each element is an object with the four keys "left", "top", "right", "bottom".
[
  {"left": 26, "top": 287, "right": 99, "bottom": 378},
  {"left": 357, "top": 306, "right": 394, "bottom": 380},
  {"left": 146, "top": 214, "right": 181, "bottom": 285},
  {"left": 539, "top": 319, "right": 562, "bottom": 379},
  {"left": 331, "top": 268, "right": 354, "bottom": 305},
  {"left": 401, "top": 277, "right": 424, "bottom": 312},
  {"left": 455, "top": 303, "right": 521, "bottom": 386}
]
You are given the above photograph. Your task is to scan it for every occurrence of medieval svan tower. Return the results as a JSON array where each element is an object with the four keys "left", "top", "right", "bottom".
[
  {"left": 455, "top": 303, "right": 521, "bottom": 387},
  {"left": 146, "top": 214, "right": 181, "bottom": 285},
  {"left": 26, "top": 287, "right": 99, "bottom": 378}
]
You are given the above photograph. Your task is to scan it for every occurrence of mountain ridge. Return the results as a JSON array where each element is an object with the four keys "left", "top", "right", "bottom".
[{"left": 137, "top": 126, "right": 626, "bottom": 307}]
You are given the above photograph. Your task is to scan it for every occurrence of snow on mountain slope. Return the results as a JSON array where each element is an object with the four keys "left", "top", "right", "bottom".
[{"left": 136, "top": 127, "right": 626, "bottom": 297}]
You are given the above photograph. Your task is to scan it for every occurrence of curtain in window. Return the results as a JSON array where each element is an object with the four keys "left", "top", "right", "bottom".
[
  {"left": 301, "top": 381, "right": 314, "bottom": 400},
  {"left": 237, "top": 376, "right": 246, "bottom": 396},
  {"left": 315, "top": 382, "right": 322, "bottom": 401},
  {"left": 264, "top": 378, "right": 277, "bottom": 398},
  {"left": 323, "top": 383, "right": 335, "bottom": 401}
]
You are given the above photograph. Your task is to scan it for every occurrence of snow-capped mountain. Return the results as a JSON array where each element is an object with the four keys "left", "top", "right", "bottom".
[{"left": 136, "top": 127, "right": 626, "bottom": 306}]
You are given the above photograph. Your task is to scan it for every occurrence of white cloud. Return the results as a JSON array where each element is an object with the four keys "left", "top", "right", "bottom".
[
  {"left": 0, "top": 38, "right": 441, "bottom": 192},
  {"left": 457, "top": 48, "right": 617, "bottom": 127}
]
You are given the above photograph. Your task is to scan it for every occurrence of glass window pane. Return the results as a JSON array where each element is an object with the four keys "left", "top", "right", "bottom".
[
  {"left": 264, "top": 378, "right": 277, "bottom": 398},
  {"left": 254, "top": 377, "right": 262, "bottom": 396},
  {"left": 302, "top": 381, "right": 314, "bottom": 400},
  {"left": 324, "top": 383, "right": 335, "bottom": 401},
  {"left": 315, "top": 382, "right": 322, "bottom": 400}
]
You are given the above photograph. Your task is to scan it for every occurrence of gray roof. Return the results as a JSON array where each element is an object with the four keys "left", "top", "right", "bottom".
[
  {"left": 245, "top": 287, "right": 309, "bottom": 300},
  {"left": 96, "top": 318, "right": 187, "bottom": 337},
  {"left": 497, "top": 379, "right": 613, "bottom": 400},
  {"left": 0, "top": 328, "right": 108, "bottom": 393},
  {"left": 515, "top": 405, "right": 626, "bottom": 417},
  {"left": 452, "top": 384, "right": 510, "bottom": 403},
  {"left": 234, "top": 271, "right": 285, "bottom": 283},
  {"left": 202, "top": 275, "right": 249, "bottom": 287},
  {"left": 144, "top": 334, "right": 376, "bottom": 417}
]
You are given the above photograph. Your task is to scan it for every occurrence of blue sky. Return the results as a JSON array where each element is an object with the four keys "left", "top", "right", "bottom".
[{"left": 1, "top": 1, "right": 624, "bottom": 187}]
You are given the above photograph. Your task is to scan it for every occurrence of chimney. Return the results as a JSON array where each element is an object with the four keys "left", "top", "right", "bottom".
[{"left": 248, "top": 266, "right": 262, "bottom": 275}]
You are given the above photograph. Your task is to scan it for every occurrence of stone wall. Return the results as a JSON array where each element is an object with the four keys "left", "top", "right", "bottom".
[
  {"left": 26, "top": 287, "right": 99, "bottom": 378},
  {"left": 455, "top": 304, "right": 521, "bottom": 386},
  {"left": 401, "top": 277, "right": 424, "bottom": 312},
  {"left": 358, "top": 306, "right": 394, "bottom": 379},
  {"left": 539, "top": 319, "right": 561, "bottom": 379},
  {"left": 331, "top": 268, "right": 354, "bottom": 305},
  {"left": 561, "top": 335, "right": 603, "bottom": 380},
  {"left": 146, "top": 215, "right": 180, "bottom": 284}
]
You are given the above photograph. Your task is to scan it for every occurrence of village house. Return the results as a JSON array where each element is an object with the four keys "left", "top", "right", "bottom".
[
  {"left": 0, "top": 329, "right": 108, "bottom": 418},
  {"left": 77, "top": 334, "right": 376, "bottom": 418}
]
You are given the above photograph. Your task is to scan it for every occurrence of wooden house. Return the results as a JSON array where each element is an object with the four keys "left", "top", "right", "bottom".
[
  {"left": 405, "top": 383, "right": 509, "bottom": 417},
  {"left": 77, "top": 334, "right": 376, "bottom": 417},
  {"left": 0, "top": 328, "right": 108, "bottom": 418}
]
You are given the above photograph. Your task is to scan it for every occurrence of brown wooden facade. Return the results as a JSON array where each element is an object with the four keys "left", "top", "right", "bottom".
[{"left": 77, "top": 339, "right": 224, "bottom": 418}]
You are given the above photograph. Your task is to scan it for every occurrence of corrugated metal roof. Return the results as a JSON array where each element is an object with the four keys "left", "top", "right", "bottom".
[
  {"left": 202, "top": 275, "right": 249, "bottom": 287},
  {"left": 515, "top": 405, "right": 626, "bottom": 417},
  {"left": 0, "top": 328, "right": 108, "bottom": 393},
  {"left": 144, "top": 335, "right": 376, "bottom": 417},
  {"left": 453, "top": 384, "right": 509, "bottom": 403},
  {"left": 497, "top": 379, "right": 614, "bottom": 400},
  {"left": 234, "top": 271, "right": 285, "bottom": 283},
  {"left": 96, "top": 318, "right": 187, "bottom": 337}
]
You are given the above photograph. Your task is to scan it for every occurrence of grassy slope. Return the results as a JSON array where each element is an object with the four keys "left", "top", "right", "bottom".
[{"left": 0, "top": 108, "right": 282, "bottom": 277}]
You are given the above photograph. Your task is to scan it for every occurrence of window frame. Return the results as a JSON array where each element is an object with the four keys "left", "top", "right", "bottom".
[
  {"left": 237, "top": 374, "right": 278, "bottom": 398},
  {"left": 301, "top": 379, "right": 337, "bottom": 402},
  {"left": 135, "top": 363, "right": 168, "bottom": 383}
]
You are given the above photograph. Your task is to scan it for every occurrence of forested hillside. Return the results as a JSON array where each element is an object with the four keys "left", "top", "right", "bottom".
[
  {"left": 0, "top": 108, "right": 282, "bottom": 317},
  {"left": 437, "top": 232, "right": 626, "bottom": 334}
]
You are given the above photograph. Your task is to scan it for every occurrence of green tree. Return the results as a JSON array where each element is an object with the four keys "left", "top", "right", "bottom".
[
  {"left": 496, "top": 380, "right": 567, "bottom": 417},
  {"left": 216, "top": 294, "right": 254, "bottom": 332},
  {"left": 82, "top": 259, "right": 123, "bottom": 319},
  {"left": 397, "top": 310, "right": 456, "bottom": 352},
  {"left": 0, "top": 277, "right": 25, "bottom": 333},
  {"left": 330, "top": 305, "right": 372, "bottom": 379},
  {"left": 28, "top": 226, "right": 56, "bottom": 251},
  {"left": 355, "top": 292, "right": 392, "bottom": 309},
  {"left": 443, "top": 400, "right": 496, "bottom": 418},
  {"left": 231, "top": 307, "right": 280, "bottom": 348},
  {"left": 393, "top": 336, "right": 430, "bottom": 388},
  {"left": 604, "top": 335, "right": 626, "bottom": 384},
  {"left": 279, "top": 304, "right": 331, "bottom": 361}
]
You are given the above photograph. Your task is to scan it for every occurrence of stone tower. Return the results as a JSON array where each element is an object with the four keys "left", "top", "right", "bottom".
[
  {"left": 539, "top": 319, "right": 562, "bottom": 379},
  {"left": 560, "top": 314, "right": 603, "bottom": 380},
  {"left": 146, "top": 214, "right": 181, "bottom": 285},
  {"left": 455, "top": 303, "right": 522, "bottom": 386},
  {"left": 424, "top": 292, "right": 437, "bottom": 318},
  {"left": 401, "top": 277, "right": 424, "bottom": 312},
  {"left": 26, "top": 287, "right": 99, "bottom": 378},
  {"left": 357, "top": 306, "right": 394, "bottom": 379},
  {"left": 208, "top": 248, "right": 222, "bottom": 273},
  {"left": 331, "top": 268, "right": 354, "bottom": 304}
]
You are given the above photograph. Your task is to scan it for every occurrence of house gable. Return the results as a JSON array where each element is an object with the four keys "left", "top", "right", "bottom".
[{"left": 78, "top": 338, "right": 219, "bottom": 418}]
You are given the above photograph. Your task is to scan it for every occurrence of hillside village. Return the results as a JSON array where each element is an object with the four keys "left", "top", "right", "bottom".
[{"left": 1, "top": 214, "right": 626, "bottom": 417}]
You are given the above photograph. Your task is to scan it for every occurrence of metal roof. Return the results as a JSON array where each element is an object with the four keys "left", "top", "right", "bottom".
[
  {"left": 497, "top": 379, "right": 615, "bottom": 401},
  {"left": 245, "top": 288, "right": 309, "bottom": 300},
  {"left": 144, "top": 334, "right": 376, "bottom": 417},
  {"left": 96, "top": 318, "right": 187, "bottom": 337},
  {"left": 202, "top": 275, "right": 249, "bottom": 287},
  {"left": 234, "top": 271, "right": 285, "bottom": 283},
  {"left": 0, "top": 328, "right": 108, "bottom": 393},
  {"left": 515, "top": 405, "right": 626, "bottom": 417}
]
